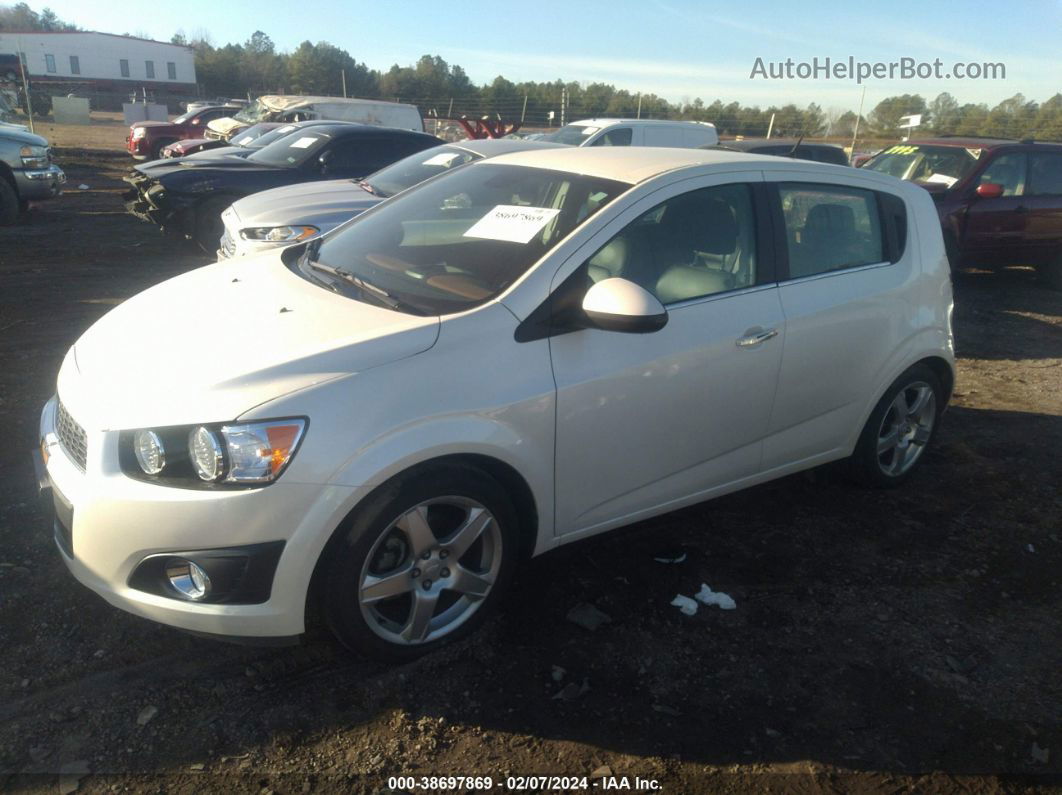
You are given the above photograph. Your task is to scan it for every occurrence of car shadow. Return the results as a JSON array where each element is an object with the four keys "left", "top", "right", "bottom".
[{"left": 952, "top": 266, "right": 1062, "bottom": 361}]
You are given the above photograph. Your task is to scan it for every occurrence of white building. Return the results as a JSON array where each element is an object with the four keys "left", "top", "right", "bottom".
[{"left": 0, "top": 31, "right": 196, "bottom": 91}]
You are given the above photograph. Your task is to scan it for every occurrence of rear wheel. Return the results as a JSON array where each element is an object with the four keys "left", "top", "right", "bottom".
[
  {"left": 0, "top": 178, "right": 19, "bottom": 226},
  {"left": 322, "top": 464, "right": 519, "bottom": 660},
  {"left": 848, "top": 364, "right": 944, "bottom": 488}
]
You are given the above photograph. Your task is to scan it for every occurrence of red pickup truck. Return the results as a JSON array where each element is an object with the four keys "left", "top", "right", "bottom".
[{"left": 126, "top": 105, "right": 240, "bottom": 161}]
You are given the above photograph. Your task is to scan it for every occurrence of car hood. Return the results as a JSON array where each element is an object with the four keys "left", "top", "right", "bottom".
[
  {"left": 0, "top": 125, "right": 47, "bottom": 146},
  {"left": 207, "top": 117, "right": 246, "bottom": 137},
  {"left": 131, "top": 120, "right": 178, "bottom": 130},
  {"left": 60, "top": 254, "right": 439, "bottom": 429},
  {"left": 229, "top": 179, "right": 381, "bottom": 227}
]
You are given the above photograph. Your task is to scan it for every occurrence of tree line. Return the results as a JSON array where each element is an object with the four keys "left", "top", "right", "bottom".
[
  {"left": 2, "top": 4, "right": 1059, "bottom": 141},
  {"left": 170, "top": 31, "right": 1062, "bottom": 141}
]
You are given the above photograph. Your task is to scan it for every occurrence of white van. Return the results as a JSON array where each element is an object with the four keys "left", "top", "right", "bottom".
[
  {"left": 206, "top": 95, "right": 424, "bottom": 140},
  {"left": 542, "top": 118, "right": 718, "bottom": 148}
]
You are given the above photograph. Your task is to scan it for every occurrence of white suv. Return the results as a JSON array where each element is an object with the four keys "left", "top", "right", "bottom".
[{"left": 36, "top": 147, "right": 954, "bottom": 659}]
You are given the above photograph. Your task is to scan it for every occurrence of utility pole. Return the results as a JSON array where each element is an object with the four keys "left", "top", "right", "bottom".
[
  {"left": 766, "top": 112, "right": 775, "bottom": 139},
  {"left": 17, "top": 40, "right": 34, "bottom": 133},
  {"left": 447, "top": 97, "right": 453, "bottom": 119},
  {"left": 520, "top": 94, "right": 527, "bottom": 123},
  {"left": 850, "top": 85, "right": 866, "bottom": 156},
  {"left": 560, "top": 86, "right": 567, "bottom": 126},
  {"left": 636, "top": 93, "right": 642, "bottom": 119},
  {"left": 341, "top": 69, "right": 347, "bottom": 98}
]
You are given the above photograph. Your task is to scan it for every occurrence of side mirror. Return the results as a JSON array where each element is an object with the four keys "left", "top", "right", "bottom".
[
  {"left": 976, "top": 182, "right": 1004, "bottom": 199},
  {"left": 318, "top": 151, "right": 332, "bottom": 174},
  {"left": 190, "top": 117, "right": 200, "bottom": 126},
  {"left": 581, "top": 278, "right": 668, "bottom": 333}
]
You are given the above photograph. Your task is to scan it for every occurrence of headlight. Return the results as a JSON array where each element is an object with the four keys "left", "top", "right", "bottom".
[
  {"left": 119, "top": 418, "right": 307, "bottom": 489},
  {"left": 133, "top": 430, "right": 165, "bottom": 475},
  {"left": 131, "top": 127, "right": 146, "bottom": 140},
  {"left": 239, "top": 225, "right": 319, "bottom": 243},
  {"left": 20, "top": 145, "right": 48, "bottom": 168}
]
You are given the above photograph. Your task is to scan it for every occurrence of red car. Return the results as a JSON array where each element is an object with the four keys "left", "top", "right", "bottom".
[
  {"left": 126, "top": 105, "right": 241, "bottom": 161},
  {"left": 160, "top": 123, "right": 284, "bottom": 159},
  {"left": 862, "top": 137, "right": 1062, "bottom": 288}
]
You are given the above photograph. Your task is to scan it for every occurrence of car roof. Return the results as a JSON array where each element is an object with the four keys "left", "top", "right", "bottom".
[
  {"left": 488, "top": 146, "right": 887, "bottom": 186},
  {"left": 715, "top": 138, "right": 844, "bottom": 151},
  {"left": 906, "top": 136, "right": 1017, "bottom": 148},
  {"left": 567, "top": 118, "right": 716, "bottom": 128},
  {"left": 300, "top": 123, "right": 437, "bottom": 140},
  {"left": 449, "top": 138, "right": 569, "bottom": 155}
]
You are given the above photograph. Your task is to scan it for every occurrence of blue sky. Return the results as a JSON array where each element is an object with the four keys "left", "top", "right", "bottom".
[{"left": 41, "top": 0, "right": 1062, "bottom": 111}]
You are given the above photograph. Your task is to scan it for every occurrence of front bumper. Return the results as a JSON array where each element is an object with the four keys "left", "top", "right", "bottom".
[
  {"left": 36, "top": 395, "right": 349, "bottom": 639},
  {"left": 121, "top": 172, "right": 187, "bottom": 233},
  {"left": 15, "top": 164, "right": 66, "bottom": 200}
]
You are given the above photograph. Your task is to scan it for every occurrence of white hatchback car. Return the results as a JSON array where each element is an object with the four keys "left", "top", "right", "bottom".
[{"left": 36, "top": 148, "right": 954, "bottom": 659}]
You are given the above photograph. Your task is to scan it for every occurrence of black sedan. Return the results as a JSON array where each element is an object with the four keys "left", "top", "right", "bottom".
[{"left": 123, "top": 123, "right": 443, "bottom": 251}]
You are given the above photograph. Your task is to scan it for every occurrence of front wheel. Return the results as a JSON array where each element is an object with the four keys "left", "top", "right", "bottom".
[
  {"left": 322, "top": 464, "right": 519, "bottom": 660},
  {"left": 193, "top": 196, "right": 231, "bottom": 254},
  {"left": 1037, "top": 252, "right": 1062, "bottom": 291},
  {"left": 0, "top": 178, "right": 19, "bottom": 226},
  {"left": 848, "top": 364, "right": 944, "bottom": 488}
]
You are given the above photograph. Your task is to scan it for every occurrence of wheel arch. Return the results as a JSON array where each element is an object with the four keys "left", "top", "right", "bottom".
[
  {"left": 303, "top": 452, "right": 540, "bottom": 630},
  {"left": 0, "top": 160, "right": 18, "bottom": 193}
]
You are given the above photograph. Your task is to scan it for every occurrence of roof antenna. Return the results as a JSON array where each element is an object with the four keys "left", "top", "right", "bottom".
[{"left": 788, "top": 134, "right": 804, "bottom": 158}]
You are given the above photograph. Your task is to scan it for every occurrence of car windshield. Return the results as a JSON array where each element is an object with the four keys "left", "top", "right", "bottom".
[
  {"left": 242, "top": 123, "right": 302, "bottom": 150},
  {"left": 233, "top": 101, "right": 269, "bottom": 124},
  {"left": 230, "top": 123, "right": 279, "bottom": 148},
  {"left": 303, "top": 163, "right": 629, "bottom": 315},
  {"left": 863, "top": 144, "right": 981, "bottom": 187},
  {"left": 363, "top": 145, "right": 481, "bottom": 199},
  {"left": 172, "top": 110, "right": 195, "bottom": 124},
  {"left": 247, "top": 130, "right": 331, "bottom": 167},
  {"left": 541, "top": 124, "right": 600, "bottom": 145}
]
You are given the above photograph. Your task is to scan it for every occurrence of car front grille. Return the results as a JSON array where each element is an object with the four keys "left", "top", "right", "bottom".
[{"left": 55, "top": 400, "right": 87, "bottom": 471}]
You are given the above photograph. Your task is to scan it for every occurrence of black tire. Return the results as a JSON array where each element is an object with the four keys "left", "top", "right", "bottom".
[
  {"left": 0, "top": 178, "right": 19, "bottom": 226},
  {"left": 1037, "top": 253, "right": 1062, "bottom": 291},
  {"left": 848, "top": 363, "right": 944, "bottom": 488},
  {"left": 322, "top": 463, "right": 519, "bottom": 661},
  {"left": 151, "top": 139, "right": 175, "bottom": 160},
  {"left": 193, "top": 196, "right": 232, "bottom": 254}
]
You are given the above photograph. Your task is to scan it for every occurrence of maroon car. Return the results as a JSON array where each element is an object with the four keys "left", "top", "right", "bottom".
[
  {"left": 862, "top": 137, "right": 1062, "bottom": 288},
  {"left": 160, "top": 122, "right": 284, "bottom": 159},
  {"left": 126, "top": 105, "right": 241, "bottom": 161}
]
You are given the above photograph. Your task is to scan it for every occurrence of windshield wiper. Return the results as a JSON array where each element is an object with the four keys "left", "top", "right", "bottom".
[
  {"left": 305, "top": 259, "right": 424, "bottom": 314},
  {"left": 357, "top": 179, "right": 390, "bottom": 199}
]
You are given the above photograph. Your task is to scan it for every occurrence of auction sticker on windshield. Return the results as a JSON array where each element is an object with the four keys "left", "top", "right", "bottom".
[
  {"left": 289, "top": 136, "right": 320, "bottom": 149},
  {"left": 463, "top": 205, "right": 560, "bottom": 244},
  {"left": 423, "top": 152, "right": 463, "bottom": 166}
]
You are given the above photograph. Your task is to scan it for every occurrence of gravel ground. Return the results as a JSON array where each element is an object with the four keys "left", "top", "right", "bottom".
[{"left": 0, "top": 147, "right": 1059, "bottom": 794}]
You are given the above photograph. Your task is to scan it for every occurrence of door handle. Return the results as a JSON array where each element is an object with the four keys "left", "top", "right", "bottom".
[{"left": 736, "top": 328, "right": 779, "bottom": 347}]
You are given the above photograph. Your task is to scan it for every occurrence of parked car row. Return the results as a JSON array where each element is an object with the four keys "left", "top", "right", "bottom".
[
  {"left": 860, "top": 136, "right": 1062, "bottom": 288},
  {"left": 44, "top": 141, "right": 958, "bottom": 659}
]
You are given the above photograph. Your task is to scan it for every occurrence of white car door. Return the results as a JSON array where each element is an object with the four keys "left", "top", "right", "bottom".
[
  {"left": 760, "top": 173, "right": 916, "bottom": 470},
  {"left": 548, "top": 172, "right": 786, "bottom": 535}
]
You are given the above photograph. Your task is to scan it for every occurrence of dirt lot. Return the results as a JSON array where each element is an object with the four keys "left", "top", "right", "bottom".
[{"left": 0, "top": 144, "right": 1060, "bottom": 794}]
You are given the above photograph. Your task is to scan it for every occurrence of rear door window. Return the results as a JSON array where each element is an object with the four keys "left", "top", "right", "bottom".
[
  {"left": 978, "top": 153, "right": 1027, "bottom": 196},
  {"left": 591, "top": 127, "right": 633, "bottom": 146},
  {"left": 1027, "top": 152, "right": 1062, "bottom": 196},
  {"left": 778, "top": 183, "right": 884, "bottom": 278}
]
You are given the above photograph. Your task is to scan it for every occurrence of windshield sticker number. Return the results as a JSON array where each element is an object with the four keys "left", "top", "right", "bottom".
[
  {"left": 885, "top": 145, "right": 917, "bottom": 155},
  {"left": 463, "top": 205, "right": 562, "bottom": 244},
  {"left": 236, "top": 136, "right": 253, "bottom": 145},
  {"left": 423, "top": 152, "right": 463, "bottom": 166},
  {"left": 289, "top": 136, "right": 319, "bottom": 149}
]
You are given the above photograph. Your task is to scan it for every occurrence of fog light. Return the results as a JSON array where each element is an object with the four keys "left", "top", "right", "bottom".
[
  {"left": 165, "top": 559, "right": 211, "bottom": 601},
  {"left": 133, "top": 430, "right": 165, "bottom": 475}
]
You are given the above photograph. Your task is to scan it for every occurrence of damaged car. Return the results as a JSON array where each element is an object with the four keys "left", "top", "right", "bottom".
[{"left": 123, "top": 123, "right": 442, "bottom": 251}]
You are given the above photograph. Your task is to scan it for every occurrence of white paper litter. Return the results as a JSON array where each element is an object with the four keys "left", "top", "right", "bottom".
[
  {"left": 463, "top": 205, "right": 560, "bottom": 244},
  {"left": 670, "top": 594, "right": 698, "bottom": 616},
  {"left": 78, "top": 184, "right": 89, "bottom": 190},
  {"left": 1026, "top": 543, "right": 1036, "bottom": 553},
  {"left": 695, "top": 583, "right": 736, "bottom": 610}
]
